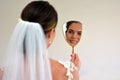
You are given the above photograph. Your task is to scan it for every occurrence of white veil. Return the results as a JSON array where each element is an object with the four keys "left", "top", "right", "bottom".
[{"left": 2, "top": 21, "right": 52, "bottom": 80}]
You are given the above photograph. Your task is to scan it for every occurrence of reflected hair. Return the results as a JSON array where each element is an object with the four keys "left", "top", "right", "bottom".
[{"left": 66, "top": 20, "right": 82, "bottom": 32}]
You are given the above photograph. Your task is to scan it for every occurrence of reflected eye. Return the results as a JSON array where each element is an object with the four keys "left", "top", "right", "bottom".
[
  {"left": 68, "top": 30, "right": 74, "bottom": 34},
  {"left": 78, "top": 32, "right": 82, "bottom": 36}
]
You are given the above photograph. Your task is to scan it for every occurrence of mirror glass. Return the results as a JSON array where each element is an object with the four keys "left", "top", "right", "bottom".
[{"left": 62, "top": 20, "right": 82, "bottom": 54}]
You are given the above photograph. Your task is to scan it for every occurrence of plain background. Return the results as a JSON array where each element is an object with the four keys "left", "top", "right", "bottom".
[{"left": 0, "top": 0, "right": 120, "bottom": 80}]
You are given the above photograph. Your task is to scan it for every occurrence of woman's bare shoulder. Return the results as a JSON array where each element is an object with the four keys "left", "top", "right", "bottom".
[
  {"left": 50, "top": 58, "right": 68, "bottom": 80},
  {"left": 50, "top": 58, "right": 65, "bottom": 69}
]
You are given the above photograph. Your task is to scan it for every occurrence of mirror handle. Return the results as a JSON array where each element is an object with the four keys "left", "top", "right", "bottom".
[{"left": 72, "top": 45, "right": 74, "bottom": 54}]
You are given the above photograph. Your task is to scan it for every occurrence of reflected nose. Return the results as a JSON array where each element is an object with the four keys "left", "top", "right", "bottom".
[{"left": 73, "top": 33, "right": 78, "bottom": 38}]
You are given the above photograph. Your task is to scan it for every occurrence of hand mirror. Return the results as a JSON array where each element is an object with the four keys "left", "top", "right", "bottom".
[{"left": 62, "top": 20, "right": 82, "bottom": 54}]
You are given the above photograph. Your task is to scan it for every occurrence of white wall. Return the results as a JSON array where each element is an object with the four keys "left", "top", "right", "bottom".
[{"left": 0, "top": 0, "right": 120, "bottom": 80}]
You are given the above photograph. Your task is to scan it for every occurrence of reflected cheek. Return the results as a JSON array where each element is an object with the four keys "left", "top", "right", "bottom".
[
  {"left": 77, "top": 36, "right": 81, "bottom": 42},
  {"left": 66, "top": 36, "right": 71, "bottom": 43},
  {"left": 77, "top": 36, "right": 80, "bottom": 39}
]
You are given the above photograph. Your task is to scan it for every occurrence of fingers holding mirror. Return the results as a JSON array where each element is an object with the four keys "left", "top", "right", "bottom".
[{"left": 62, "top": 20, "right": 82, "bottom": 54}]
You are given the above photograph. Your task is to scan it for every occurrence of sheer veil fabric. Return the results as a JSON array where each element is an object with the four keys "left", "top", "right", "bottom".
[{"left": 2, "top": 21, "right": 52, "bottom": 80}]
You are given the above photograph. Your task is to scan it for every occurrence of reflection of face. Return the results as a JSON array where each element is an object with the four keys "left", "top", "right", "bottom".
[{"left": 66, "top": 23, "right": 82, "bottom": 46}]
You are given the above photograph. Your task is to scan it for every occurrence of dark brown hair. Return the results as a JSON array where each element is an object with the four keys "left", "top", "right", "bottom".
[{"left": 21, "top": 1, "right": 58, "bottom": 35}]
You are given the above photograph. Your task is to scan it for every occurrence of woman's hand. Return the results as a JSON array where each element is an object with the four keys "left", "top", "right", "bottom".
[
  {"left": 70, "top": 53, "right": 81, "bottom": 80},
  {"left": 70, "top": 53, "right": 81, "bottom": 71},
  {"left": 0, "top": 68, "right": 4, "bottom": 80}
]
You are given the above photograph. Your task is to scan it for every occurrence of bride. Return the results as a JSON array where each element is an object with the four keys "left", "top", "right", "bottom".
[{"left": 0, "top": 1, "right": 80, "bottom": 80}]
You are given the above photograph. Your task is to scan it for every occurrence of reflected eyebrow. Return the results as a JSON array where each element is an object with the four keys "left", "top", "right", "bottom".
[
  {"left": 78, "top": 31, "right": 82, "bottom": 33},
  {"left": 68, "top": 29, "right": 82, "bottom": 32},
  {"left": 68, "top": 29, "right": 74, "bottom": 31}
]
